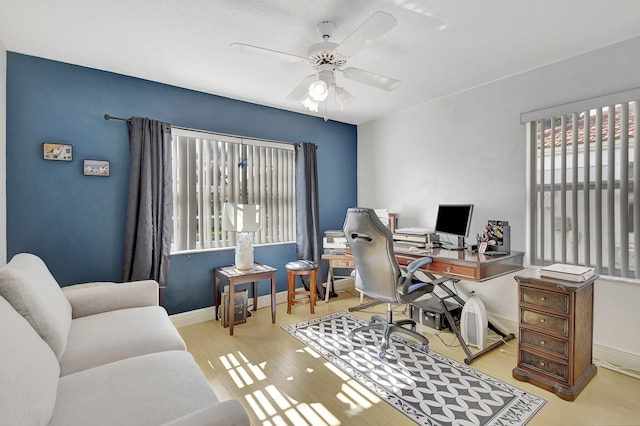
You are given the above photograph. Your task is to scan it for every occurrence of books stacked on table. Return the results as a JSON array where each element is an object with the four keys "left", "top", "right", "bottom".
[
  {"left": 540, "top": 263, "right": 596, "bottom": 282},
  {"left": 323, "top": 230, "right": 347, "bottom": 254},
  {"left": 393, "top": 228, "right": 439, "bottom": 248}
]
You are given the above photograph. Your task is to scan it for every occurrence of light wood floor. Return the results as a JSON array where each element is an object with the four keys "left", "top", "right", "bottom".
[{"left": 178, "top": 288, "right": 640, "bottom": 426}]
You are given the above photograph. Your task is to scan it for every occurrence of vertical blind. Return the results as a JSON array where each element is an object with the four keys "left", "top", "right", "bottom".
[
  {"left": 524, "top": 92, "right": 638, "bottom": 279},
  {"left": 171, "top": 128, "right": 296, "bottom": 252}
]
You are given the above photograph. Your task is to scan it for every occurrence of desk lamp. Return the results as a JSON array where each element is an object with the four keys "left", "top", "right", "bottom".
[{"left": 222, "top": 203, "right": 262, "bottom": 270}]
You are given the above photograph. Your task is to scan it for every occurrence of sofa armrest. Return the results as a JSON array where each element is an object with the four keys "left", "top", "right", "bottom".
[
  {"left": 63, "top": 280, "right": 159, "bottom": 318},
  {"left": 161, "top": 400, "right": 251, "bottom": 426}
]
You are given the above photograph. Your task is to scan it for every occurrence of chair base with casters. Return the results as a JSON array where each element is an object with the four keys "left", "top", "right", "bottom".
[
  {"left": 349, "top": 302, "right": 430, "bottom": 359},
  {"left": 285, "top": 260, "right": 318, "bottom": 314}
]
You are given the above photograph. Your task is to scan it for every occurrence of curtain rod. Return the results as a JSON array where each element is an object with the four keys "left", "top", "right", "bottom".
[
  {"left": 104, "top": 114, "right": 131, "bottom": 123},
  {"left": 104, "top": 113, "right": 303, "bottom": 148},
  {"left": 104, "top": 112, "right": 234, "bottom": 135}
]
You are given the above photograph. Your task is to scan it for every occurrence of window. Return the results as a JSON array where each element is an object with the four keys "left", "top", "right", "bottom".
[
  {"left": 524, "top": 92, "right": 638, "bottom": 279},
  {"left": 171, "top": 128, "right": 295, "bottom": 253}
]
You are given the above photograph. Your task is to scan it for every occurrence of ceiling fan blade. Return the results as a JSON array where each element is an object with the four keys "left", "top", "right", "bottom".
[
  {"left": 341, "top": 67, "right": 400, "bottom": 91},
  {"left": 334, "top": 11, "right": 397, "bottom": 58},
  {"left": 230, "top": 42, "right": 307, "bottom": 63},
  {"left": 286, "top": 75, "right": 317, "bottom": 100}
]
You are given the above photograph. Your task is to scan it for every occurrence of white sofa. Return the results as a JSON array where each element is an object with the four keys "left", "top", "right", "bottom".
[{"left": 0, "top": 253, "right": 250, "bottom": 426}]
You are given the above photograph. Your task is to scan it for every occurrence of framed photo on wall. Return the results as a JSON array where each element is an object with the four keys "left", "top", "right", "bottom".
[
  {"left": 83, "top": 160, "right": 110, "bottom": 176},
  {"left": 43, "top": 142, "right": 72, "bottom": 161}
]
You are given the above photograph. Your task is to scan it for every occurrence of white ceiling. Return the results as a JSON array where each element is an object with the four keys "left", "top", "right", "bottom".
[{"left": 2, "top": 0, "right": 640, "bottom": 125}]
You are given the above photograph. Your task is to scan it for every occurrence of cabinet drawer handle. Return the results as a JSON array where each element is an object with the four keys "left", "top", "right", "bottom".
[
  {"left": 539, "top": 361, "right": 546, "bottom": 367},
  {"left": 446, "top": 266, "right": 452, "bottom": 272},
  {"left": 540, "top": 340, "right": 546, "bottom": 345},
  {"left": 540, "top": 318, "right": 546, "bottom": 323},
  {"left": 540, "top": 296, "right": 547, "bottom": 301}
]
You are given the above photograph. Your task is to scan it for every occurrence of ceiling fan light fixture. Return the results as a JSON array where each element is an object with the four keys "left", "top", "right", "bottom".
[
  {"left": 302, "top": 95, "right": 319, "bottom": 112},
  {"left": 232, "top": 11, "right": 400, "bottom": 119},
  {"left": 308, "top": 68, "right": 335, "bottom": 101},
  {"left": 308, "top": 79, "right": 329, "bottom": 101},
  {"left": 336, "top": 86, "right": 355, "bottom": 110}
]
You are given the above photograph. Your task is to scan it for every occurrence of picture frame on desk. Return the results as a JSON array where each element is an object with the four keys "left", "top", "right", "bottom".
[
  {"left": 221, "top": 290, "right": 248, "bottom": 328},
  {"left": 485, "top": 220, "right": 511, "bottom": 253}
]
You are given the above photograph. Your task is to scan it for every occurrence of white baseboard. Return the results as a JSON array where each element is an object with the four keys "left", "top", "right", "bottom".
[
  {"left": 170, "top": 306, "right": 216, "bottom": 328},
  {"left": 171, "top": 280, "right": 352, "bottom": 328},
  {"left": 593, "top": 343, "right": 640, "bottom": 373},
  {"left": 170, "top": 290, "right": 290, "bottom": 328},
  {"left": 332, "top": 278, "right": 354, "bottom": 291},
  {"left": 486, "top": 313, "right": 519, "bottom": 336}
]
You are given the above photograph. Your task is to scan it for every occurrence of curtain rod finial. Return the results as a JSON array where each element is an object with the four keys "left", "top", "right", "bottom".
[{"left": 104, "top": 114, "right": 112, "bottom": 120}]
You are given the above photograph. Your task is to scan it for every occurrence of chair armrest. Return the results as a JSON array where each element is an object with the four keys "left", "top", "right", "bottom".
[
  {"left": 63, "top": 280, "right": 159, "bottom": 318},
  {"left": 405, "top": 256, "right": 433, "bottom": 275},
  {"left": 397, "top": 257, "right": 436, "bottom": 300},
  {"left": 161, "top": 400, "right": 251, "bottom": 426}
]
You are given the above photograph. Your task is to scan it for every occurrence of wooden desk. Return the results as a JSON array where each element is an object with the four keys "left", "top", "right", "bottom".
[
  {"left": 214, "top": 264, "right": 277, "bottom": 336},
  {"left": 394, "top": 248, "right": 525, "bottom": 282},
  {"left": 332, "top": 248, "right": 525, "bottom": 364},
  {"left": 322, "top": 253, "right": 356, "bottom": 302},
  {"left": 324, "top": 248, "right": 524, "bottom": 285}
]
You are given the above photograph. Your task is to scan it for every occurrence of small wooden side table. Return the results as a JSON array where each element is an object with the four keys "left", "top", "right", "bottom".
[{"left": 214, "top": 263, "right": 277, "bottom": 336}]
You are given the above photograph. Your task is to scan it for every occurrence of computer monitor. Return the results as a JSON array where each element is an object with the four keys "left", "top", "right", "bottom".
[{"left": 434, "top": 204, "right": 474, "bottom": 250}]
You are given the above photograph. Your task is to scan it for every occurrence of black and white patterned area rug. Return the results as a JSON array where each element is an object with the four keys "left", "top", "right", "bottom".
[{"left": 282, "top": 311, "right": 545, "bottom": 426}]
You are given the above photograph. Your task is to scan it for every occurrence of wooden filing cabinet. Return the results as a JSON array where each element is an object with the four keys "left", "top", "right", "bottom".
[{"left": 513, "top": 271, "right": 597, "bottom": 401}]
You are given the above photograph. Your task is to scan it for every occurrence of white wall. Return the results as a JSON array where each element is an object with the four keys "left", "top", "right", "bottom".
[
  {"left": 359, "top": 36, "right": 640, "bottom": 369},
  {"left": 0, "top": 40, "right": 6, "bottom": 265}
]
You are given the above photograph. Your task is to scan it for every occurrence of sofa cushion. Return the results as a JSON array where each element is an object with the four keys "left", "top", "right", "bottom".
[
  {"left": 50, "top": 351, "right": 219, "bottom": 426},
  {"left": 63, "top": 280, "right": 159, "bottom": 318},
  {"left": 0, "top": 253, "right": 72, "bottom": 360},
  {"left": 59, "top": 306, "right": 187, "bottom": 375},
  {"left": 161, "top": 401, "right": 251, "bottom": 426},
  {"left": 0, "top": 296, "right": 60, "bottom": 426}
]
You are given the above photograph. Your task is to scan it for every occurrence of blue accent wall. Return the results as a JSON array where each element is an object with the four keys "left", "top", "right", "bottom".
[{"left": 6, "top": 53, "right": 357, "bottom": 314}]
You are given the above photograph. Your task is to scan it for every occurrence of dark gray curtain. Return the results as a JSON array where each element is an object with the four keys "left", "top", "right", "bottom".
[
  {"left": 294, "top": 142, "right": 324, "bottom": 299},
  {"left": 123, "top": 117, "right": 173, "bottom": 306}
]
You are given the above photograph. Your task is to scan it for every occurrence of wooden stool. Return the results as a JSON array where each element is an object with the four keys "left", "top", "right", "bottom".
[{"left": 286, "top": 260, "right": 319, "bottom": 314}]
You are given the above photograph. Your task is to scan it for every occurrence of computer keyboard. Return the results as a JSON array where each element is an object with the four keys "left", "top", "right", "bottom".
[{"left": 441, "top": 243, "right": 464, "bottom": 250}]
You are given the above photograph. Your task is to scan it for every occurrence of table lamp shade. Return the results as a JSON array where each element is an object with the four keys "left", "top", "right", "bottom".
[
  {"left": 222, "top": 203, "right": 262, "bottom": 270},
  {"left": 222, "top": 203, "right": 262, "bottom": 232}
]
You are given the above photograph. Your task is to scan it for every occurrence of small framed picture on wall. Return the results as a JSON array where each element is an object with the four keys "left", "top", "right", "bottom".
[
  {"left": 43, "top": 142, "right": 73, "bottom": 161},
  {"left": 83, "top": 160, "right": 110, "bottom": 176}
]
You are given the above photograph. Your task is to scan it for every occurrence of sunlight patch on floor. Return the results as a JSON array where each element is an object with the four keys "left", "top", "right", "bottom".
[
  {"left": 219, "top": 346, "right": 384, "bottom": 425},
  {"left": 219, "top": 350, "right": 268, "bottom": 388},
  {"left": 303, "top": 346, "right": 321, "bottom": 358},
  {"left": 345, "top": 379, "right": 381, "bottom": 405},
  {"left": 324, "top": 361, "right": 350, "bottom": 381},
  {"left": 244, "top": 388, "right": 341, "bottom": 426}
]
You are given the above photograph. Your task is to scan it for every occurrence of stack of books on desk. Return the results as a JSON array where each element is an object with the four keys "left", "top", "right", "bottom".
[
  {"left": 540, "top": 263, "right": 596, "bottom": 282},
  {"left": 323, "top": 230, "right": 347, "bottom": 254},
  {"left": 393, "top": 228, "right": 438, "bottom": 248}
]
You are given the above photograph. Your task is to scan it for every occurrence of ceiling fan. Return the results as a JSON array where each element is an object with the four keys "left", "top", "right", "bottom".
[{"left": 230, "top": 11, "right": 400, "bottom": 116}]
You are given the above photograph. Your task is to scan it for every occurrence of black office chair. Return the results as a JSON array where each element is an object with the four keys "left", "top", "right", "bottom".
[{"left": 343, "top": 207, "right": 443, "bottom": 359}]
